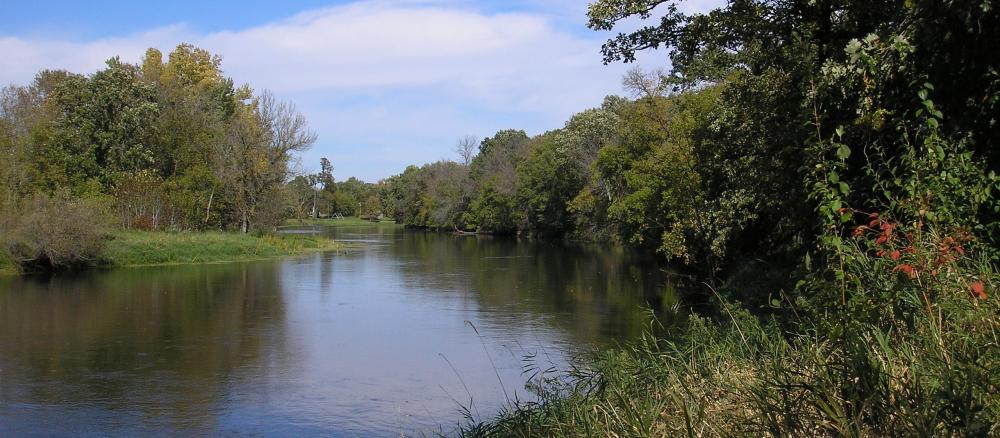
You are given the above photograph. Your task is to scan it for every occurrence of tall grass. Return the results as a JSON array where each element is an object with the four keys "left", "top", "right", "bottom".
[
  {"left": 0, "top": 249, "right": 16, "bottom": 275},
  {"left": 462, "top": 223, "right": 1000, "bottom": 437},
  {"left": 102, "top": 230, "right": 344, "bottom": 267}
]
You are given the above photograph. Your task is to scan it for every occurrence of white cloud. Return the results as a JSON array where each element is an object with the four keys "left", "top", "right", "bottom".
[{"left": 0, "top": 0, "right": 722, "bottom": 181}]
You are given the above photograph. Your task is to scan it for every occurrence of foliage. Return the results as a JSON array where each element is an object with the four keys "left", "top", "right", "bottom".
[
  {"left": 453, "top": 0, "right": 1000, "bottom": 435},
  {"left": 0, "top": 43, "right": 316, "bottom": 239},
  {"left": 213, "top": 91, "right": 316, "bottom": 233},
  {"left": 516, "top": 133, "right": 584, "bottom": 234},
  {"left": 3, "top": 192, "right": 111, "bottom": 270},
  {"left": 380, "top": 161, "right": 472, "bottom": 230}
]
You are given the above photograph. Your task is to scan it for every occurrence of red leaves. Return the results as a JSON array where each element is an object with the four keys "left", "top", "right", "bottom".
[
  {"left": 970, "top": 281, "right": 988, "bottom": 300},
  {"left": 894, "top": 263, "right": 918, "bottom": 279},
  {"left": 847, "top": 211, "right": 985, "bottom": 301}
]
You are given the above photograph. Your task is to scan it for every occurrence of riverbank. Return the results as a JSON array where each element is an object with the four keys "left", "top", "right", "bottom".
[
  {"left": 0, "top": 251, "right": 16, "bottom": 275},
  {"left": 284, "top": 216, "right": 398, "bottom": 227},
  {"left": 102, "top": 230, "right": 346, "bottom": 267},
  {"left": 0, "top": 229, "right": 346, "bottom": 275},
  {"left": 462, "top": 245, "right": 1000, "bottom": 436}
]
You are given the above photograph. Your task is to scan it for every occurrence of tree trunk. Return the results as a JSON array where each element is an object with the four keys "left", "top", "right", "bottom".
[{"left": 205, "top": 188, "right": 215, "bottom": 225}]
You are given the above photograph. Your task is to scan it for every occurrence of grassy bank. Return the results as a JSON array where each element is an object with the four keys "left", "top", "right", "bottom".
[
  {"left": 465, "top": 301, "right": 1000, "bottom": 437},
  {"left": 0, "top": 250, "right": 16, "bottom": 275},
  {"left": 102, "top": 230, "right": 345, "bottom": 267},
  {"left": 463, "top": 229, "right": 1000, "bottom": 436}
]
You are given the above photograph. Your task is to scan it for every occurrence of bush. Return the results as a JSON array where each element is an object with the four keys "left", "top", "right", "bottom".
[
  {"left": 463, "top": 218, "right": 999, "bottom": 437},
  {"left": 4, "top": 193, "right": 110, "bottom": 270}
]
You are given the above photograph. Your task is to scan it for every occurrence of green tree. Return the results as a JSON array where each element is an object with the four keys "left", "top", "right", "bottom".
[
  {"left": 466, "top": 129, "right": 529, "bottom": 233},
  {"left": 49, "top": 58, "right": 159, "bottom": 192},
  {"left": 516, "top": 133, "right": 584, "bottom": 234},
  {"left": 213, "top": 91, "right": 316, "bottom": 233}
]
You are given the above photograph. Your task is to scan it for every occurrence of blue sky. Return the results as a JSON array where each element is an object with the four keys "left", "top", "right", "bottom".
[{"left": 1, "top": 0, "right": 722, "bottom": 182}]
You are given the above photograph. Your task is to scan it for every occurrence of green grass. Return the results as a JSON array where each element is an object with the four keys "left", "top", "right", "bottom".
[
  {"left": 462, "top": 230, "right": 1000, "bottom": 437},
  {"left": 103, "top": 230, "right": 346, "bottom": 267},
  {"left": 0, "top": 249, "right": 17, "bottom": 275}
]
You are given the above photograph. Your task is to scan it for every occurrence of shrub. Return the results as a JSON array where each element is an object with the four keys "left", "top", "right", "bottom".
[{"left": 4, "top": 193, "right": 111, "bottom": 270}]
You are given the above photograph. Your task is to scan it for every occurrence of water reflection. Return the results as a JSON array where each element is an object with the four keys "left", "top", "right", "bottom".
[
  {"left": 0, "top": 224, "right": 678, "bottom": 435},
  {"left": 384, "top": 230, "right": 670, "bottom": 344},
  {"left": 0, "top": 263, "right": 289, "bottom": 435}
]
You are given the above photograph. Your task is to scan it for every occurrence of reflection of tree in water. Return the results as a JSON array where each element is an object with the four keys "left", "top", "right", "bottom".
[
  {"left": 0, "top": 262, "right": 290, "bottom": 432},
  {"left": 388, "top": 230, "right": 681, "bottom": 346}
]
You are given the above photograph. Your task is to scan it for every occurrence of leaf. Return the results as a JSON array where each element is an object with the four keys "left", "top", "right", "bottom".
[
  {"left": 837, "top": 144, "right": 851, "bottom": 160},
  {"left": 830, "top": 199, "right": 842, "bottom": 213},
  {"left": 839, "top": 182, "right": 850, "bottom": 195},
  {"left": 970, "top": 281, "right": 987, "bottom": 300}
]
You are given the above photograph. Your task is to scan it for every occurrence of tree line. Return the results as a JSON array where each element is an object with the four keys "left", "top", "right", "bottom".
[
  {"left": 457, "top": 0, "right": 1000, "bottom": 434},
  {"left": 0, "top": 44, "right": 318, "bottom": 267},
  {"left": 286, "top": 157, "right": 382, "bottom": 221},
  {"left": 380, "top": 0, "right": 1000, "bottom": 296}
]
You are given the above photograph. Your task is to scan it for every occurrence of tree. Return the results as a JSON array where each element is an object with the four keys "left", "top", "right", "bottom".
[
  {"left": 213, "top": 91, "right": 316, "bottom": 233},
  {"left": 318, "top": 157, "right": 334, "bottom": 190},
  {"left": 466, "top": 129, "right": 529, "bottom": 233},
  {"left": 139, "top": 45, "right": 239, "bottom": 229},
  {"left": 455, "top": 135, "right": 478, "bottom": 166},
  {"left": 360, "top": 195, "right": 382, "bottom": 220},
  {"left": 516, "top": 133, "right": 585, "bottom": 234},
  {"left": 49, "top": 58, "right": 159, "bottom": 192},
  {"left": 286, "top": 175, "right": 316, "bottom": 220}
]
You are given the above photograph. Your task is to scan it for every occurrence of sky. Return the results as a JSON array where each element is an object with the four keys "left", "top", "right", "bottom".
[{"left": 1, "top": 0, "right": 724, "bottom": 182}]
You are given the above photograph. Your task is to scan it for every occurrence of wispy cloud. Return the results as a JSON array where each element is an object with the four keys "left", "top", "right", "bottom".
[{"left": 0, "top": 0, "right": 724, "bottom": 181}]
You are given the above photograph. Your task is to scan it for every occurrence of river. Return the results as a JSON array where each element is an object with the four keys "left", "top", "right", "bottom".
[{"left": 0, "top": 223, "right": 678, "bottom": 436}]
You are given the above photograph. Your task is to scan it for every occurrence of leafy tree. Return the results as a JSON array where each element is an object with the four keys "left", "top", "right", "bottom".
[
  {"left": 516, "top": 133, "right": 584, "bottom": 234},
  {"left": 49, "top": 58, "right": 159, "bottom": 191},
  {"left": 466, "top": 129, "right": 529, "bottom": 233},
  {"left": 213, "top": 91, "right": 316, "bottom": 232}
]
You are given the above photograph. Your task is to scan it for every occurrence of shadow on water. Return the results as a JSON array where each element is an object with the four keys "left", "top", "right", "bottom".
[{"left": 384, "top": 231, "right": 683, "bottom": 345}]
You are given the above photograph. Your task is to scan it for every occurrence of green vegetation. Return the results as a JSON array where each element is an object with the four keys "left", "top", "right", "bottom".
[
  {"left": 284, "top": 216, "right": 397, "bottom": 227},
  {"left": 101, "top": 230, "right": 342, "bottom": 267},
  {"left": 1, "top": 0, "right": 998, "bottom": 432},
  {"left": 0, "top": 44, "right": 332, "bottom": 271},
  {"left": 0, "top": 250, "right": 15, "bottom": 275},
  {"left": 286, "top": 159, "right": 384, "bottom": 221},
  {"left": 369, "top": 0, "right": 1000, "bottom": 435}
]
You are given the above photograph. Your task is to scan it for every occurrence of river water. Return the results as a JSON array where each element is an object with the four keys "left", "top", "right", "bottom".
[{"left": 0, "top": 223, "right": 678, "bottom": 436}]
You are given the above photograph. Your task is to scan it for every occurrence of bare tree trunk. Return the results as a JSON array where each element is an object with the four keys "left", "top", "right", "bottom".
[{"left": 205, "top": 188, "right": 214, "bottom": 225}]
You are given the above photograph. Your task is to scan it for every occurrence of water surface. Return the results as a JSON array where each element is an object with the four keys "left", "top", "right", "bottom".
[{"left": 0, "top": 224, "right": 677, "bottom": 436}]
